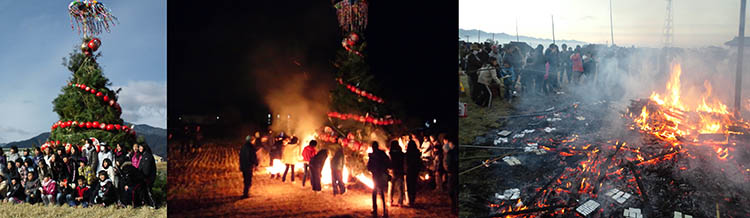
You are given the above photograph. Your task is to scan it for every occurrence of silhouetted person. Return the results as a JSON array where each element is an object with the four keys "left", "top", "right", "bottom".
[
  {"left": 405, "top": 140, "right": 422, "bottom": 207},
  {"left": 388, "top": 140, "right": 405, "bottom": 207},
  {"left": 239, "top": 135, "right": 258, "bottom": 198},
  {"left": 331, "top": 147, "right": 346, "bottom": 195},
  {"left": 444, "top": 138, "right": 458, "bottom": 215},
  {"left": 310, "top": 149, "right": 328, "bottom": 192},
  {"left": 367, "top": 141, "right": 390, "bottom": 217}
]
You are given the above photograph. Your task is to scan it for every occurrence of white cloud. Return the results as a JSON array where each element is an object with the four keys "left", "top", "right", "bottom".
[{"left": 112, "top": 81, "right": 167, "bottom": 129}]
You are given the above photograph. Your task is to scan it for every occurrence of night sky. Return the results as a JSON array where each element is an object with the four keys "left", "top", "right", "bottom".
[{"left": 168, "top": 1, "right": 457, "bottom": 137}]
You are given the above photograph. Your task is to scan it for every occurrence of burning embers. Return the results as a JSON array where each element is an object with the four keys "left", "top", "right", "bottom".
[{"left": 484, "top": 62, "right": 750, "bottom": 217}]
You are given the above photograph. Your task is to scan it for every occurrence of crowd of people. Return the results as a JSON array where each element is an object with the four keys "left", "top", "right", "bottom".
[
  {"left": 460, "top": 40, "right": 621, "bottom": 106},
  {"left": 239, "top": 130, "right": 459, "bottom": 217},
  {"left": 0, "top": 140, "right": 158, "bottom": 209}
]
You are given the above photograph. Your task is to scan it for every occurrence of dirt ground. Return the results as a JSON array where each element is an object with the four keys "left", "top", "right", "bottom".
[{"left": 168, "top": 143, "right": 455, "bottom": 218}]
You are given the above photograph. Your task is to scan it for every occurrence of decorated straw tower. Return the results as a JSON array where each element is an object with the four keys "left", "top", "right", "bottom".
[
  {"left": 320, "top": 0, "right": 402, "bottom": 176},
  {"left": 45, "top": 0, "right": 136, "bottom": 150}
]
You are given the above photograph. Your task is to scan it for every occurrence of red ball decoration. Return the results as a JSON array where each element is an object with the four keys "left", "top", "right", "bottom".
[
  {"left": 78, "top": 122, "right": 85, "bottom": 128},
  {"left": 85, "top": 87, "right": 91, "bottom": 92},
  {"left": 52, "top": 124, "right": 58, "bottom": 129},
  {"left": 90, "top": 89, "right": 96, "bottom": 94},
  {"left": 88, "top": 38, "right": 101, "bottom": 52},
  {"left": 103, "top": 96, "right": 109, "bottom": 102},
  {"left": 100, "top": 123, "right": 106, "bottom": 129},
  {"left": 114, "top": 124, "right": 121, "bottom": 130},
  {"left": 85, "top": 122, "right": 92, "bottom": 128},
  {"left": 96, "top": 92, "right": 102, "bottom": 97},
  {"left": 81, "top": 84, "right": 86, "bottom": 89},
  {"left": 106, "top": 124, "right": 113, "bottom": 131},
  {"left": 66, "top": 121, "right": 72, "bottom": 127},
  {"left": 109, "top": 100, "right": 115, "bottom": 106},
  {"left": 92, "top": 121, "right": 99, "bottom": 127}
]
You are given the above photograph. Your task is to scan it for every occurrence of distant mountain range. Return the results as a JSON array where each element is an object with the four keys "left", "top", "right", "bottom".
[
  {"left": 459, "top": 28, "right": 589, "bottom": 48},
  {"left": 1, "top": 124, "right": 167, "bottom": 160}
]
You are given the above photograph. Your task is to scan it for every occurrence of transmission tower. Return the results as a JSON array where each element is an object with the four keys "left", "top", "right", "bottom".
[{"left": 663, "top": 0, "right": 674, "bottom": 48}]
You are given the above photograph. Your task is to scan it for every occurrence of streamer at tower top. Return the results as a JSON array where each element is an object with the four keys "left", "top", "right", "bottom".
[
  {"left": 68, "top": 0, "right": 118, "bottom": 36},
  {"left": 334, "top": 0, "right": 368, "bottom": 34}
]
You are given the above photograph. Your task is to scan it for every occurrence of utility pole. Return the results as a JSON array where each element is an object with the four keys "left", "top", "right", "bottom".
[
  {"left": 551, "top": 15, "right": 556, "bottom": 44},
  {"left": 735, "top": 0, "right": 746, "bottom": 118},
  {"left": 516, "top": 18, "right": 520, "bottom": 42},
  {"left": 610, "top": 0, "right": 615, "bottom": 46}
]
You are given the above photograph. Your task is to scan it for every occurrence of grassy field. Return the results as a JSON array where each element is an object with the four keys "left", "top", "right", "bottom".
[
  {"left": 0, "top": 201, "right": 166, "bottom": 218},
  {"left": 458, "top": 74, "right": 513, "bottom": 145}
]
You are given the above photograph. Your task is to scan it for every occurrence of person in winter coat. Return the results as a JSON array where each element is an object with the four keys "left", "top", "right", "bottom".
[
  {"left": 301, "top": 140, "right": 317, "bottom": 187},
  {"left": 239, "top": 135, "right": 258, "bottom": 198},
  {"left": 388, "top": 140, "right": 406, "bottom": 207},
  {"left": 56, "top": 178, "right": 74, "bottom": 206},
  {"left": 367, "top": 141, "right": 390, "bottom": 217},
  {"left": 114, "top": 144, "right": 126, "bottom": 162},
  {"left": 130, "top": 144, "right": 142, "bottom": 169},
  {"left": 137, "top": 144, "right": 157, "bottom": 208},
  {"left": 70, "top": 177, "right": 91, "bottom": 207},
  {"left": 544, "top": 44, "right": 561, "bottom": 94},
  {"left": 39, "top": 173, "right": 56, "bottom": 205},
  {"left": 101, "top": 159, "right": 117, "bottom": 188},
  {"left": 23, "top": 172, "right": 40, "bottom": 204},
  {"left": 6, "top": 177, "right": 24, "bottom": 204},
  {"left": 331, "top": 147, "right": 346, "bottom": 195},
  {"left": 84, "top": 139, "right": 99, "bottom": 171},
  {"left": 476, "top": 58, "right": 504, "bottom": 107},
  {"left": 5, "top": 162, "right": 19, "bottom": 187},
  {"left": 93, "top": 170, "right": 115, "bottom": 206},
  {"left": 569, "top": 46, "right": 584, "bottom": 85},
  {"left": 97, "top": 146, "right": 113, "bottom": 173},
  {"left": 15, "top": 159, "right": 26, "bottom": 182},
  {"left": 119, "top": 161, "right": 146, "bottom": 207},
  {"left": 466, "top": 44, "right": 485, "bottom": 104},
  {"left": 78, "top": 158, "right": 95, "bottom": 186},
  {"left": 281, "top": 137, "right": 300, "bottom": 183},
  {"left": 8, "top": 146, "right": 21, "bottom": 163},
  {"left": 63, "top": 156, "right": 76, "bottom": 183},
  {"left": 444, "top": 138, "right": 459, "bottom": 215},
  {"left": 309, "top": 149, "right": 328, "bottom": 192},
  {"left": 405, "top": 140, "right": 422, "bottom": 207}
]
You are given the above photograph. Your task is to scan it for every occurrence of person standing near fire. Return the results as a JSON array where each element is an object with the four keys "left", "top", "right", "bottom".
[
  {"left": 405, "top": 140, "right": 422, "bottom": 207},
  {"left": 281, "top": 136, "right": 300, "bottom": 183},
  {"left": 367, "top": 141, "right": 390, "bottom": 217},
  {"left": 388, "top": 140, "right": 406, "bottom": 207},
  {"left": 301, "top": 140, "right": 317, "bottom": 187},
  {"left": 239, "top": 135, "right": 258, "bottom": 198},
  {"left": 331, "top": 146, "right": 346, "bottom": 195},
  {"left": 309, "top": 148, "right": 328, "bottom": 193}
]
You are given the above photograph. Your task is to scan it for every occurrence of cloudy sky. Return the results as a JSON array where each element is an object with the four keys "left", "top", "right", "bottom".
[
  {"left": 0, "top": 0, "right": 166, "bottom": 143},
  {"left": 460, "top": 0, "right": 747, "bottom": 47}
]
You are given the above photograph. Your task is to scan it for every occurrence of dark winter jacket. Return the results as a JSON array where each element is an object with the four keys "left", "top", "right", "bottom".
[
  {"left": 24, "top": 176, "right": 41, "bottom": 197},
  {"left": 388, "top": 142, "right": 405, "bottom": 177},
  {"left": 6, "top": 182, "right": 24, "bottom": 199},
  {"left": 405, "top": 141, "right": 422, "bottom": 174},
  {"left": 138, "top": 150, "right": 157, "bottom": 185},
  {"left": 310, "top": 149, "right": 328, "bottom": 171},
  {"left": 239, "top": 141, "right": 258, "bottom": 172},
  {"left": 331, "top": 148, "right": 345, "bottom": 171},
  {"left": 367, "top": 148, "right": 390, "bottom": 177}
]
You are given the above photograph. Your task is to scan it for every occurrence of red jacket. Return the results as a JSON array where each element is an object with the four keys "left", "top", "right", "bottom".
[
  {"left": 302, "top": 146, "right": 317, "bottom": 162},
  {"left": 570, "top": 53, "right": 583, "bottom": 72}
]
